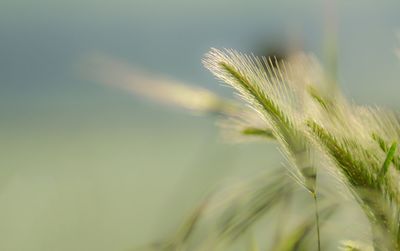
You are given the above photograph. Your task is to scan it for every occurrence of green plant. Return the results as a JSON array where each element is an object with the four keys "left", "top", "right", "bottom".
[
  {"left": 89, "top": 47, "right": 400, "bottom": 251},
  {"left": 200, "top": 48, "right": 400, "bottom": 251}
]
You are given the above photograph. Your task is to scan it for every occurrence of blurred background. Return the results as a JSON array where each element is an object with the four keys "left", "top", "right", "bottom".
[{"left": 1, "top": 0, "right": 400, "bottom": 250}]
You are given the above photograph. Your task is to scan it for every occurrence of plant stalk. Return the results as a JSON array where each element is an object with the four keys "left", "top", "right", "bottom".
[{"left": 313, "top": 192, "right": 321, "bottom": 251}]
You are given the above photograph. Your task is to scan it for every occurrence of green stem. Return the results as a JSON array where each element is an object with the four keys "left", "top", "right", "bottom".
[{"left": 313, "top": 192, "right": 321, "bottom": 251}]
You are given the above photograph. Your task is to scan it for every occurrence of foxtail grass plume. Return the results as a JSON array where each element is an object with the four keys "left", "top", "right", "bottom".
[{"left": 88, "top": 45, "right": 400, "bottom": 250}]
